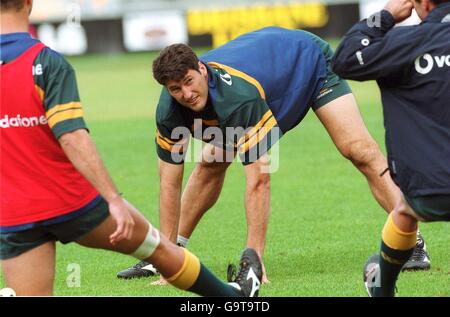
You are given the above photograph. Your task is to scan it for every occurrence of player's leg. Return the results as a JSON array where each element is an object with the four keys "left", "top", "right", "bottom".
[
  {"left": 315, "top": 93, "right": 401, "bottom": 212},
  {"left": 376, "top": 198, "right": 418, "bottom": 297},
  {"left": 365, "top": 194, "right": 450, "bottom": 296},
  {"left": 73, "top": 199, "right": 261, "bottom": 296},
  {"left": 365, "top": 196, "right": 419, "bottom": 297},
  {"left": 314, "top": 32, "right": 431, "bottom": 270},
  {"left": 308, "top": 33, "right": 401, "bottom": 212},
  {"left": 178, "top": 143, "right": 233, "bottom": 239},
  {"left": 117, "top": 143, "right": 233, "bottom": 281},
  {"left": 315, "top": 92, "right": 431, "bottom": 269},
  {"left": 148, "top": 235, "right": 262, "bottom": 297},
  {"left": 1, "top": 240, "right": 56, "bottom": 296},
  {"left": 242, "top": 154, "right": 271, "bottom": 284}
]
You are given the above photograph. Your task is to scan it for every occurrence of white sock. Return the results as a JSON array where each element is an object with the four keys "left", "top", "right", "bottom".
[{"left": 177, "top": 235, "right": 189, "bottom": 248}]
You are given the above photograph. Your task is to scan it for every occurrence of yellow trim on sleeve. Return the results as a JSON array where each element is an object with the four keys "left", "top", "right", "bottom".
[
  {"left": 207, "top": 61, "right": 266, "bottom": 99},
  {"left": 166, "top": 249, "right": 201, "bottom": 290},
  {"left": 157, "top": 130, "right": 176, "bottom": 145},
  {"left": 237, "top": 110, "right": 273, "bottom": 148},
  {"left": 47, "top": 108, "right": 84, "bottom": 129},
  {"left": 239, "top": 115, "right": 277, "bottom": 154},
  {"left": 156, "top": 135, "right": 174, "bottom": 151},
  {"left": 156, "top": 130, "right": 189, "bottom": 154},
  {"left": 45, "top": 102, "right": 82, "bottom": 120}
]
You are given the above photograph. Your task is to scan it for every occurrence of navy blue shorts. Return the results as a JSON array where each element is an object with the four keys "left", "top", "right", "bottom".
[
  {"left": 0, "top": 198, "right": 109, "bottom": 260},
  {"left": 405, "top": 194, "right": 450, "bottom": 222}
]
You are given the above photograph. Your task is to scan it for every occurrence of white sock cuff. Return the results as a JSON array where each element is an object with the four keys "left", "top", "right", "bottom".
[{"left": 176, "top": 235, "right": 189, "bottom": 248}]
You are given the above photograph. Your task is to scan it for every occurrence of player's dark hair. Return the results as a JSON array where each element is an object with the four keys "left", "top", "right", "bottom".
[
  {"left": 153, "top": 44, "right": 200, "bottom": 85},
  {"left": 0, "top": 0, "right": 25, "bottom": 11}
]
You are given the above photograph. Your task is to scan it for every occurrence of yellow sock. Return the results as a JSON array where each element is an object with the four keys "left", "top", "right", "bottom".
[
  {"left": 166, "top": 248, "right": 201, "bottom": 290},
  {"left": 382, "top": 214, "right": 417, "bottom": 250}
]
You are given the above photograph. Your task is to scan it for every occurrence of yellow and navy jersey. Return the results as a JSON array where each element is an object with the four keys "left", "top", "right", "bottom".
[
  {"left": 156, "top": 27, "right": 328, "bottom": 165},
  {"left": 0, "top": 32, "right": 86, "bottom": 139}
]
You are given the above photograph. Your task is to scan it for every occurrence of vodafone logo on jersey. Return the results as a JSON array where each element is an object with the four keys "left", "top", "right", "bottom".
[
  {"left": 0, "top": 114, "right": 47, "bottom": 128},
  {"left": 415, "top": 54, "right": 450, "bottom": 75}
]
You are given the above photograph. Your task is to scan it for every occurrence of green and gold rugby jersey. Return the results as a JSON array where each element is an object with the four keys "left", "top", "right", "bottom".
[
  {"left": 156, "top": 63, "right": 281, "bottom": 165},
  {"left": 33, "top": 48, "right": 86, "bottom": 139},
  {"left": 155, "top": 27, "right": 342, "bottom": 166},
  {"left": 0, "top": 33, "right": 87, "bottom": 139}
]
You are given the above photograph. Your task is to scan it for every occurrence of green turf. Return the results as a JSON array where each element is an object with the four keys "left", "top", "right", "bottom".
[{"left": 1, "top": 50, "right": 448, "bottom": 297}]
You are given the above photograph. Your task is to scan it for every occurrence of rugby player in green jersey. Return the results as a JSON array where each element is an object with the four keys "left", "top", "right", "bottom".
[{"left": 120, "top": 28, "right": 428, "bottom": 285}]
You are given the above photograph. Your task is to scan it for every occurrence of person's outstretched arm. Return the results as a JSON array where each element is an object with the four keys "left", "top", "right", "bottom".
[
  {"left": 59, "top": 129, "right": 135, "bottom": 245},
  {"left": 158, "top": 159, "right": 184, "bottom": 243}
]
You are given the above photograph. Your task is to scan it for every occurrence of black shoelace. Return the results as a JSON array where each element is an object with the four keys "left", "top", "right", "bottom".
[
  {"left": 410, "top": 246, "right": 426, "bottom": 261},
  {"left": 134, "top": 260, "right": 150, "bottom": 269},
  {"left": 235, "top": 261, "right": 250, "bottom": 284}
]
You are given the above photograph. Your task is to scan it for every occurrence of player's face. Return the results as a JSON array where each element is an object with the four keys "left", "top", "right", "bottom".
[{"left": 166, "top": 62, "right": 209, "bottom": 112}]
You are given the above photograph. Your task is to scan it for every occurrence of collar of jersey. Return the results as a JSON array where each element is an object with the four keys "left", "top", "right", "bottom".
[
  {"left": 0, "top": 32, "right": 31, "bottom": 44},
  {"left": 203, "top": 62, "right": 218, "bottom": 89}
]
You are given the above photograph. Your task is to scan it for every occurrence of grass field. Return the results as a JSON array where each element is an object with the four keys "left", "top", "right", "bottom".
[{"left": 1, "top": 49, "right": 448, "bottom": 297}]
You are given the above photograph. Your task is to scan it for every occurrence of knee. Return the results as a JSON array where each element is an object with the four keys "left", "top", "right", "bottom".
[
  {"left": 393, "top": 198, "right": 422, "bottom": 223},
  {"left": 198, "top": 160, "right": 230, "bottom": 176},
  {"left": 247, "top": 172, "right": 270, "bottom": 192},
  {"left": 199, "top": 159, "right": 227, "bottom": 170},
  {"left": 390, "top": 208, "right": 419, "bottom": 232},
  {"left": 341, "top": 139, "right": 382, "bottom": 169}
]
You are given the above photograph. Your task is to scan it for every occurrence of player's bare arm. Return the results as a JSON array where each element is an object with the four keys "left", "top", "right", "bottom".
[
  {"left": 158, "top": 159, "right": 184, "bottom": 243},
  {"left": 58, "top": 128, "right": 134, "bottom": 245}
]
